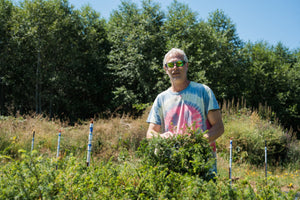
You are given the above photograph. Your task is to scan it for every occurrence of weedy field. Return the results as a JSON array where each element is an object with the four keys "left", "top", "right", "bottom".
[{"left": 0, "top": 102, "right": 299, "bottom": 199}]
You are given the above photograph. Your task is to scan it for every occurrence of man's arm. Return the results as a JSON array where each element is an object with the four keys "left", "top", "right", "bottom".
[
  {"left": 147, "top": 123, "right": 174, "bottom": 139},
  {"left": 204, "top": 110, "right": 224, "bottom": 143},
  {"left": 147, "top": 123, "right": 160, "bottom": 138}
]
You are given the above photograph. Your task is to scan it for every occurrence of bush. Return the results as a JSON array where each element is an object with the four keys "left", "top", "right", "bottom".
[
  {"left": 1, "top": 151, "right": 298, "bottom": 199},
  {"left": 218, "top": 111, "right": 298, "bottom": 166},
  {"left": 137, "top": 127, "right": 216, "bottom": 180}
]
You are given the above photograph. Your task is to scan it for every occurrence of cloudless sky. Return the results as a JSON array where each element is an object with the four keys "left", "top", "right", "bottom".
[{"left": 66, "top": 0, "right": 300, "bottom": 50}]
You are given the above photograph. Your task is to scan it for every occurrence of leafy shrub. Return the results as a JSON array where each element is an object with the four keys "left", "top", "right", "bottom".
[
  {"left": 1, "top": 150, "right": 299, "bottom": 199},
  {"left": 138, "top": 127, "right": 216, "bottom": 180},
  {"left": 218, "top": 111, "right": 297, "bottom": 166}
]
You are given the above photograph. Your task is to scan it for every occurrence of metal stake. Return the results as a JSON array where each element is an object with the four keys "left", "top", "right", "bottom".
[
  {"left": 31, "top": 130, "right": 35, "bottom": 152},
  {"left": 86, "top": 121, "right": 94, "bottom": 167},
  {"left": 56, "top": 130, "right": 61, "bottom": 170},
  {"left": 265, "top": 140, "right": 267, "bottom": 185},
  {"left": 229, "top": 139, "right": 233, "bottom": 186}
]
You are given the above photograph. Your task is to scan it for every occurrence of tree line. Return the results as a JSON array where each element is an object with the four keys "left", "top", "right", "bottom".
[{"left": 0, "top": 0, "right": 299, "bottom": 135}]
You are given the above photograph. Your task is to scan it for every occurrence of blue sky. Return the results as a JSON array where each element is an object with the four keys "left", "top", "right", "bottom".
[{"left": 66, "top": 0, "right": 300, "bottom": 51}]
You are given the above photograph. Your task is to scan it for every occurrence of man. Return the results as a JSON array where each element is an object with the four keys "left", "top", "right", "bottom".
[{"left": 146, "top": 48, "right": 224, "bottom": 176}]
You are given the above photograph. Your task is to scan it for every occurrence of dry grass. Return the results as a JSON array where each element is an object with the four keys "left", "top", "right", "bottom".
[
  {"left": 0, "top": 110, "right": 150, "bottom": 161},
  {"left": 89, "top": 113, "right": 148, "bottom": 161},
  {"left": 0, "top": 114, "right": 63, "bottom": 157}
]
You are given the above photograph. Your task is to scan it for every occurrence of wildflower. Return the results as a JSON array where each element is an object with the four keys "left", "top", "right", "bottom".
[{"left": 288, "top": 183, "right": 293, "bottom": 189}]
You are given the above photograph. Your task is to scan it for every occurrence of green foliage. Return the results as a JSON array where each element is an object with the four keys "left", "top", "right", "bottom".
[
  {"left": 1, "top": 150, "right": 299, "bottom": 199},
  {"left": 138, "top": 127, "right": 216, "bottom": 180},
  {"left": 204, "top": 9, "right": 248, "bottom": 100},
  {"left": 163, "top": 0, "right": 198, "bottom": 50},
  {"left": 243, "top": 41, "right": 299, "bottom": 136},
  {"left": 1, "top": 0, "right": 110, "bottom": 120},
  {"left": 0, "top": 0, "right": 13, "bottom": 112},
  {"left": 107, "top": 0, "right": 166, "bottom": 112},
  {"left": 1, "top": 150, "right": 59, "bottom": 199}
]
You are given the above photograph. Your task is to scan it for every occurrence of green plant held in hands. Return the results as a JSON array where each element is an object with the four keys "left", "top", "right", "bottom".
[{"left": 138, "top": 126, "right": 215, "bottom": 180}]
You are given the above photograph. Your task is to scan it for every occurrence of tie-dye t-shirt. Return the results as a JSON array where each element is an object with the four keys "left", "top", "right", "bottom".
[{"left": 147, "top": 81, "right": 220, "bottom": 152}]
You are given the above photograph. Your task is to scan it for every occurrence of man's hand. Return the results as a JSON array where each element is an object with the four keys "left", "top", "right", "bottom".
[
  {"left": 160, "top": 131, "right": 174, "bottom": 138},
  {"left": 147, "top": 123, "right": 176, "bottom": 139}
]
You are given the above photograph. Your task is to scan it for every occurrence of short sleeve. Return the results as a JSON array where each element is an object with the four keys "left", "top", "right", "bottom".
[
  {"left": 147, "top": 97, "right": 162, "bottom": 125},
  {"left": 205, "top": 86, "right": 220, "bottom": 114}
]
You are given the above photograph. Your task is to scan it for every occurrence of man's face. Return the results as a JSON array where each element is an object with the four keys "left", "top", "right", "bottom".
[{"left": 164, "top": 54, "right": 188, "bottom": 82}]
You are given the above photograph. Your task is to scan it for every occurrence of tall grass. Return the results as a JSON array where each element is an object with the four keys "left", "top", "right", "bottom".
[{"left": 0, "top": 100, "right": 299, "bottom": 164}]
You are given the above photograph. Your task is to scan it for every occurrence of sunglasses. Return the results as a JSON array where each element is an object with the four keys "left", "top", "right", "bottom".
[{"left": 165, "top": 60, "right": 186, "bottom": 68}]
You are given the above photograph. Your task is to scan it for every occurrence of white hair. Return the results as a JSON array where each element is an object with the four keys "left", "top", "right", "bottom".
[{"left": 163, "top": 48, "right": 188, "bottom": 66}]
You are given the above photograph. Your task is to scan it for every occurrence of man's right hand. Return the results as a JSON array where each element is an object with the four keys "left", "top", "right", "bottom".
[
  {"left": 160, "top": 131, "right": 174, "bottom": 138},
  {"left": 147, "top": 123, "right": 174, "bottom": 139}
]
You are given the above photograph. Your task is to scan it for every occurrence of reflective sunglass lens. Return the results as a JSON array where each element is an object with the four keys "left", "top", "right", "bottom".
[
  {"left": 167, "top": 63, "right": 174, "bottom": 68},
  {"left": 176, "top": 61, "right": 184, "bottom": 66}
]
